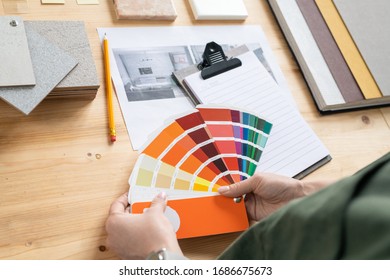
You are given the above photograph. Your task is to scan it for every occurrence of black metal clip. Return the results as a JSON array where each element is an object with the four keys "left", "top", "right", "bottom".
[{"left": 198, "top": 41, "right": 242, "bottom": 80}]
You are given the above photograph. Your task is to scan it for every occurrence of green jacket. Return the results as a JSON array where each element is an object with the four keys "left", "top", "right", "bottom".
[{"left": 218, "top": 152, "right": 390, "bottom": 259}]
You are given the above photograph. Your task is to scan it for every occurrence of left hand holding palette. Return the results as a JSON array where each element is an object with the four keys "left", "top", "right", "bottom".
[{"left": 128, "top": 105, "right": 272, "bottom": 238}]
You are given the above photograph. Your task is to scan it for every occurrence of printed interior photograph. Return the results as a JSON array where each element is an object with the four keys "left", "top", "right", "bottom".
[{"left": 113, "top": 46, "right": 193, "bottom": 102}]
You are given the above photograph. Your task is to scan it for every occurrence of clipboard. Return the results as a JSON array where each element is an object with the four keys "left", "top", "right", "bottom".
[
  {"left": 173, "top": 44, "right": 332, "bottom": 180},
  {"left": 131, "top": 40, "right": 331, "bottom": 239}
]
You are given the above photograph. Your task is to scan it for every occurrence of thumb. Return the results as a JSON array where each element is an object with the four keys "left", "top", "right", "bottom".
[
  {"left": 148, "top": 191, "right": 167, "bottom": 214},
  {"left": 218, "top": 177, "right": 256, "bottom": 197}
]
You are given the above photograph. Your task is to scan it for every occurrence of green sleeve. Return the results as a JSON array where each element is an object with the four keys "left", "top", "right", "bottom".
[{"left": 218, "top": 152, "right": 390, "bottom": 259}]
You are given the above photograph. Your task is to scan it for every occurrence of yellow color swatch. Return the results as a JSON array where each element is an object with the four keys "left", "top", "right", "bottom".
[
  {"left": 315, "top": 0, "right": 382, "bottom": 99},
  {"left": 193, "top": 176, "right": 218, "bottom": 192}
]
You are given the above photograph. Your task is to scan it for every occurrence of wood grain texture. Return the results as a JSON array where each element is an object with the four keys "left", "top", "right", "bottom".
[{"left": 0, "top": 0, "right": 389, "bottom": 260}]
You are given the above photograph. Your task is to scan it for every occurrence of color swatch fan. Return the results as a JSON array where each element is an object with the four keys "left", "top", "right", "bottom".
[{"left": 128, "top": 105, "right": 272, "bottom": 238}]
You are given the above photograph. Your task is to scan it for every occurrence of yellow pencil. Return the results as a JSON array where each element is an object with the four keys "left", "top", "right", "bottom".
[{"left": 103, "top": 34, "right": 116, "bottom": 142}]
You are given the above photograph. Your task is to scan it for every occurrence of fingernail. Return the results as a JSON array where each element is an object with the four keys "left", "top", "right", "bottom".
[
  {"left": 218, "top": 186, "right": 230, "bottom": 193},
  {"left": 157, "top": 191, "right": 167, "bottom": 200}
]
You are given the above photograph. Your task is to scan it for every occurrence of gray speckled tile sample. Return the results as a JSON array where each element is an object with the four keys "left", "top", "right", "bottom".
[
  {"left": 0, "top": 25, "right": 77, "bottom": 115},
  {"left": 25, "top": 21, "right": 99, "bottom": 90},
  {"left": 0, "top": 16, "right": 35, "bottom": 87}
]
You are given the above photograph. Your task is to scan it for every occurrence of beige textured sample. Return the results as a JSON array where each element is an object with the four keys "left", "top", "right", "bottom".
[{"left": 114, "top": 0, "right": 177, "bottom": 20}]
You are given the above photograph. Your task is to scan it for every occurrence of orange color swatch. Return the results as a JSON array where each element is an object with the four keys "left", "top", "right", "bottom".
[{"left": 132, "top": 195, "right": 248, "bottom": 239}]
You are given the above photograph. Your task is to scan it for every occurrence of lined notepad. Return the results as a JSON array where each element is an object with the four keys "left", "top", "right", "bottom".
[{"left": 183, "top": 51, "right": 330, "bottom": 178}]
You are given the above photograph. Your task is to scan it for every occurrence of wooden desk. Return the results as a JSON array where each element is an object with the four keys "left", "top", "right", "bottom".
[{"left": 0, "top": 0, "right": 389, "bottom": 260}]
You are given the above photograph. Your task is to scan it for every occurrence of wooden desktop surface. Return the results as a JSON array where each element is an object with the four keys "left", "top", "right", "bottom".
[{"left": 0, "top": 0, "right": 389, "bottom": 260}]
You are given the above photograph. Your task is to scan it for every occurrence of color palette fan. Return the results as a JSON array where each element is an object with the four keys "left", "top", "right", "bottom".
[{"left": 128, "top": 105, "right": 272, "bottom": 238}]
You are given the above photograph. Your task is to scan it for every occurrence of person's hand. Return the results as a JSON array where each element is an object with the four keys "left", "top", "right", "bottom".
[
  {"left": 105, "top": 192, "right": 183, "bottom": 259},
  {"left": 218, "top": 173, "right": 307, "bottom": 223}
]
